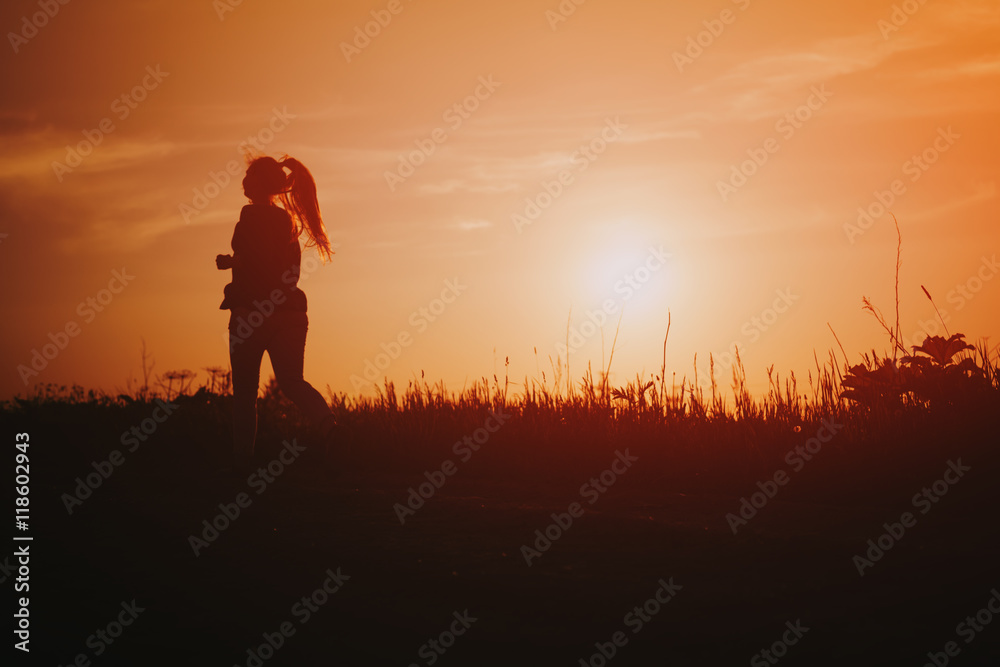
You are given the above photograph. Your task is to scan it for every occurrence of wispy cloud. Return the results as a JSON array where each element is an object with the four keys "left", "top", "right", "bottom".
[
  {"left": 419, "top": 179, "right": 519, "bottom": 195},
  {"left": 451, "top": 218, "right": 493, "bottom": 231}
]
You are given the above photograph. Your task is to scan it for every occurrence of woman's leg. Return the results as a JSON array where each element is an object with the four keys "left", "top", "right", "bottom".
[
  {"left": 229, "top": 308, "right": 267, "bottom": 459},
  {"left": 267, "top": 311, "right": 333, "bottom": 427}
]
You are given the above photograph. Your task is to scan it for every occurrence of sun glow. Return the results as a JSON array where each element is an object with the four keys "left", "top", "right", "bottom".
[{"left": 575, "top": 217, "right": 673, "bottom": 310}]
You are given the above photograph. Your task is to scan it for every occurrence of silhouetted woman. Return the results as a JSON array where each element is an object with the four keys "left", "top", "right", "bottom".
[{"left": 216, "top": 156, "right": 336, "bottom": 471}]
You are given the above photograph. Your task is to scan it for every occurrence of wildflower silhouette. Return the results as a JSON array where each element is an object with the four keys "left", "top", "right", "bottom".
[{"left": 842, "top": 333, "right": 987, "bottom": 410}]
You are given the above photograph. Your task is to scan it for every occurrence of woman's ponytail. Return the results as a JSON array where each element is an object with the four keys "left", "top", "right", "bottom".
[{"left": 279, "top": 157, "right": 334, "bottom": 262}]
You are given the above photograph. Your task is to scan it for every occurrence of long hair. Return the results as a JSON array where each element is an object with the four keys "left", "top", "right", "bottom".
[
  {"left": 243, "top": 155, "right": 334, "bottom": 262},
  {"left": 278, "top": 157, "right": 333, "bottom": 262}
]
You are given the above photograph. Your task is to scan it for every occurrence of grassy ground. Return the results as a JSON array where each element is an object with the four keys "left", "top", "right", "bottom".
[{"left": 4, "top": 346, "right": 1000, "bottom": 665}]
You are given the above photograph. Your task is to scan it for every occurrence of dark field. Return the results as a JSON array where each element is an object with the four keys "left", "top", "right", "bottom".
[{"left": 4, "top": 368, "right": 1000, "bottom": 666}]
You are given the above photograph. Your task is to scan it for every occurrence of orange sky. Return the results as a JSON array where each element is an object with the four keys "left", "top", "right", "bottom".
[{"left": 1, "top": 0, "right": 998, "bottom": 401}]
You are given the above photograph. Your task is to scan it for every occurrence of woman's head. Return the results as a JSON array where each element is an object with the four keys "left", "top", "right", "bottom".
[
  {"left": 243, "top": 156, "right": 334, "bottom": 262},
  {"left": 242, "top": 157, "right": 288, "bottom": 202}
]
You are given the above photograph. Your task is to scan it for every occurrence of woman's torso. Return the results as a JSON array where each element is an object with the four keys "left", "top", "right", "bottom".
[{"left": 220, "top": 204, "right": 307, "bottom": 312}]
